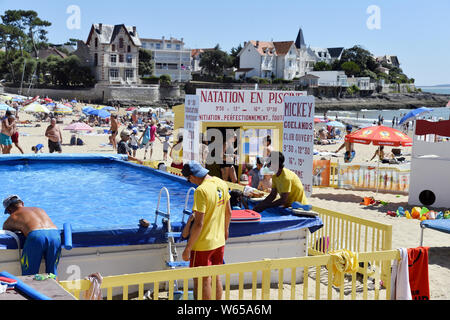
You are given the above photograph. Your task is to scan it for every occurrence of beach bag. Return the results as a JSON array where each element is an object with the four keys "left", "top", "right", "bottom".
[
  {"left": 70, "top": 135, "right": 76, "bottom": 145},
  {"left": 76, "top": 138, "right": 84, "bottom": 146}
]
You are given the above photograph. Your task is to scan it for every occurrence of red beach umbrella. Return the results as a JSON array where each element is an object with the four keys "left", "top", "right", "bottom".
[
  {"left": 345, "top": 125, "right": 412, "bottom": 147},
  {"left": 345, "top": 125, "right": 412, "bottom": 193},
  {"left": 126, "top": 107, "right": 137, "bottom": 111}
]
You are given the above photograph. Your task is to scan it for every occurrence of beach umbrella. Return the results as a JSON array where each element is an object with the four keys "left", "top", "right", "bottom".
[
  {"left": 64, "top": 122, "right": 93, "bottom": 131},
  {"left": 101, "top": 106, "right": 115, "bottom": 111},
  {"left": 345, "top": 125, "right": 412, "bottom": 147},
  {"left": 71, "top": 99, "right": 78, "bottom": 103},
  {"left": 138, "top": 107, "right": 154, "bottom": 113},
  {"left": 54, "top": 105, "right": 73, "bottom": 114},
  {"left": 126, "top": 107, "right": 137, "bottom": 111},
  {"left": 12, "top": 98, "right": 23, "bottom": 102},
  {"left": 24, "top": 103, "right": 50, "bottom": 113},
  {"left": 88, "top": 108, "right": 110, "bottom": 119},
  {"left": 399, "top": 107, "right": 434, "bottom": 125},
  {"left": 345, "top": 125, "right": 412, "bottom": 193},
  {"left": 46, "top": 102, "right": 56, "bottom": 107},
  {"left": 82, "top": 106, "right": 95, "bottom": 114},
  {"left": 44, "top": 98, "right": 53, "bottom": 103},
  {"left": 0, "top": 95, "right": 12, "bottom": 101},
  {"left": 326, "top": 120, "right": 346, "bottom": 128},
  {"left": 0, "top": 104, "right": 15, "bottom": 111}
]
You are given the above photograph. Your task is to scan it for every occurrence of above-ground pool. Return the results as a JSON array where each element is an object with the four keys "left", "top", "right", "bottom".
[
  {"left": 0, "top": 154, "right": 322, "bottom": 281},
  {"left": 0, "top": 154, "right": 322, "bottom": 249}
]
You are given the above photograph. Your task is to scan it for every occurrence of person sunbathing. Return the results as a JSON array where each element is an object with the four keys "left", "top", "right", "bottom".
[
  {"left": 370, "top": 146, "right": 395, "bottom": 163},
  {"left": 318, "top": 129, "right": 331, "bottom": 145}
]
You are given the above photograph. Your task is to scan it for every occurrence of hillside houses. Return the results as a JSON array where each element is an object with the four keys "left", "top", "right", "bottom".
[{"left": 236, "top": 28, "right": 344, "bottom": 81}]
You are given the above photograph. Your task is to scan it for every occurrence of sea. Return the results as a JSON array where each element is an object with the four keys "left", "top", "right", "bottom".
[{"left": 324, "top": 86, "right": 450, "bottom": 128}]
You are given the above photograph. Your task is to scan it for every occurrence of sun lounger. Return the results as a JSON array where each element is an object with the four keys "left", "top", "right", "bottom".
[{"left": 420, "top": 219, "right": 450, "bottom": 246}]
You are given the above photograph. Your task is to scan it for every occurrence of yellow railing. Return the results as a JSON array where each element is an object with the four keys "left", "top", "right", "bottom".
[
  {"left": 309, "top": 206, "right": 392, "bottom": 256},
  {"left": 309, "top": 206, "right": 393, "bottom": 285},
  {"left": 59, "top": 250, "right": 400, "bottom": 301}
]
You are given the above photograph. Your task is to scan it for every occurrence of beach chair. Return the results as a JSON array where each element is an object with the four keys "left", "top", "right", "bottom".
[{"left": 420, "top": 219, "right": 450, "bottom": 246}]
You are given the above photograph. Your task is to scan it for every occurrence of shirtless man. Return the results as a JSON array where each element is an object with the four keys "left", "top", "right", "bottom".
[
  {"left": 335, "top": 125, "right": 355, "bottom": 163},
  {"left": 0, "top": 110, "right": 15, "bottom": 154},
  {"left": 45, "top": 118, "right": 63, "bottom": 153},
  {"left": 109, "top": 115, "right": 119, "bottom": 150},
  {"left": 3, "top": 195, "right": 61, "bottom": 276}
]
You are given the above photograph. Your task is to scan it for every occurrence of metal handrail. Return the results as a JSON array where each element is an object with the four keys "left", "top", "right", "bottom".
[
  {"left": 0, "top": 230, "right": 21, "bottom": 262},
  {"left": 182, "top": 187, "right": 196, "bottom": 224}
]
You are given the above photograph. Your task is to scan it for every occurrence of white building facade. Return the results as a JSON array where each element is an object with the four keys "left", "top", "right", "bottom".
[
  {"left": 236, "top": 29, "right": 343, "bottom": 81},
  {"left": 140, "top": 37, "right": 192, "bottom": 82}
]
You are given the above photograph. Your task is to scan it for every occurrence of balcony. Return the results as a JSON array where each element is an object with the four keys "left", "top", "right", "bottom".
[{"left": 104, "top": 61, "right": 137, "bottom": 68}]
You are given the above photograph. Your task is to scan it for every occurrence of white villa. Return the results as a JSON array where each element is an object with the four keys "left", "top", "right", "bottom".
[
  {"left": 236, "top": 28, "right": 344, "bottom": 81},
  {"left": 140, "top": 37, "right": 192, "bottom": 82},
  {"left": 80, "top": 23, "right": 142, "bottom": 85}
]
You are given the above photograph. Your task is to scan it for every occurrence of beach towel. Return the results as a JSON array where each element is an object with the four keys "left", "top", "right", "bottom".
[
  {"left": 83, "top": 272, "right": 103, "bottom": 300},
  {"left": 407, "top": 247, "right": 430, "bottom": 300},
  {"left": 328, "top": 249, "right": 359, "bottom": 287},
  {"left": 390, "top": 248, "right": 412, "bottom": 300}
]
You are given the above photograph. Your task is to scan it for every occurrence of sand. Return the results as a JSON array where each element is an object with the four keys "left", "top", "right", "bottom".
[{"left": 6, "top": 108, "right": 450, "bottom": 300}]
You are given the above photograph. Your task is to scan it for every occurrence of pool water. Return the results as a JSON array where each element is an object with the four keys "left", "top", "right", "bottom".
[{"left": 0, "top": 159, "right": 194, "bottom": 231}]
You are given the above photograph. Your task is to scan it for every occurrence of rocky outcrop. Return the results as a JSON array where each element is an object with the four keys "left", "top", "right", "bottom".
[{"left": 314, "top": 92, "right": 450, "bottom": 111}]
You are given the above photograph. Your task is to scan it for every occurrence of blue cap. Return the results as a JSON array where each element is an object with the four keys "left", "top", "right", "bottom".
[
  {"left": 181, "top": 161, "right": 209, "bottom": 178},
  {"left": 346, "top": 125, "right": 353, "bottom": 131}
]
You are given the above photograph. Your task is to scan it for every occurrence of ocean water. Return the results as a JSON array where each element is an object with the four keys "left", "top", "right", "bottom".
[
  {"left": 418, "top": 86, "right": 450, "bottom": 95},
  {"left": 320, "top": 87, "right": 450, "bottom": 126}
]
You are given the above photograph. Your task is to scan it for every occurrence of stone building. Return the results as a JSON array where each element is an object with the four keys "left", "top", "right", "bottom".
[{"left": 76, "top": 23, "right": 142, "bottom": 85}]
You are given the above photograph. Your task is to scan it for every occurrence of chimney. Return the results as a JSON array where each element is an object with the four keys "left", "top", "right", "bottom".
[
  {"left": 256, "top": 40, "right": 259, "bottom": 47},
  {"left": 133, "top": 26, "right": 136, "bottom": 34},
  {"left": 99, "top": 23, "right": 102, "bottom": 33}
]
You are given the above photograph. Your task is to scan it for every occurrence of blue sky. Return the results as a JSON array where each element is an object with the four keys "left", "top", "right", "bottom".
[{"left": 1, "top": 0, "right": 449, "bottom": 86}]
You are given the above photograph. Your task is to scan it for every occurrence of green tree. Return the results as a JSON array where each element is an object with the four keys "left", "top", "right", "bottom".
[
  {"left": 138, "top": 48, "right": 154, "bottom": 77},
  {"left": 341, "top": 61, "right": 360, "bottom": 77},
  {"left": 313, "top": 61, "right": 332, "bottom": 71},
  {"left": 340, "top": 45, "right": 378, "bottom": 74},
  {"left": 199, "top": 44, "right": 232, "bottom": 77},
  {"left": 229, "top": 43, "right": 243, "bottom": 69}
]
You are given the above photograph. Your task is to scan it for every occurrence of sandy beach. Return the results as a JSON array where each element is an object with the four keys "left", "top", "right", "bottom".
[{"left": 5, "top": 108, "right": 450, "bottom": 300}]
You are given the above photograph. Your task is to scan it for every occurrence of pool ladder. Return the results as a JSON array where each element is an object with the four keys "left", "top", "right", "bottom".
[
  {"left": 155, "top": 187, "right": 195, "bottom": 270},
  {"left": 153, "top": 187, "right": 195, "bottom": 299}
]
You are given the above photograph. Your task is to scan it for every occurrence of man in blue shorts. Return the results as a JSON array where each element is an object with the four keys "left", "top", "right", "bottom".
[
  {"left": 2, "top": 195, "right": 61, "bottom": 276},
  {"left": 335, "top": 125, "right": 355, "bottom": 163}
]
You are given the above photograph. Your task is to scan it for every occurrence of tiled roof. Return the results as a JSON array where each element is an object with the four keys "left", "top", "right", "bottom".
[
  {"left": 191, "top": 48, "right": 215, "bottom": 58},
  {"left": 88, "top": 24, "right": 141, "bottom": 47},
  {"left": 249, "top": 40, "right": 295, "bottom": 56},
  {"left": 273, "top": 41, "right": 295, "bottom": 55}
]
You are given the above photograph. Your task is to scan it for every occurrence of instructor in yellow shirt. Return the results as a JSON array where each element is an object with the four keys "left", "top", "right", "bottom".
[
  {"left": 253, "top": 151, "right": 308, "bottom": 213},
  {"left": 181, "top": 161, "right": 232, "bottom": 300}
]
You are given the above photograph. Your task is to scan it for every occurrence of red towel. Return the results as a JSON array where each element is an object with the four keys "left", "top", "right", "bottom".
[{"left": 407, "top": 247, "right": 430, "bottom": 300}]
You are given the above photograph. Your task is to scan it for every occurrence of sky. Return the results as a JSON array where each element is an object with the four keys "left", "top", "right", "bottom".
[{"left": 1, "top": 0, "right": 449, "bottom": 86}]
